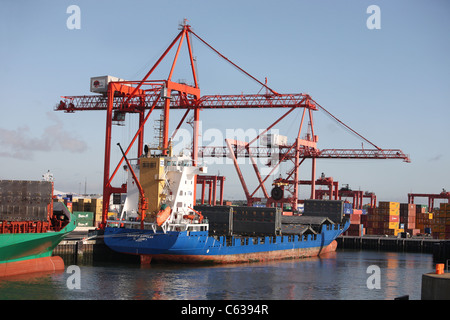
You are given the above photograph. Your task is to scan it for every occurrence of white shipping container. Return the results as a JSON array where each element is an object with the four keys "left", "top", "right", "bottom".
[
  {"left": 90, "top": 75, "right": 127, "bottom": 93},
  {"left": 261, "top": 134, "right": 288, "bottom": 147}
]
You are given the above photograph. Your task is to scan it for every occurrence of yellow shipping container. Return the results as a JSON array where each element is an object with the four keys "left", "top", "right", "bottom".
[
  {"left": 428, "top": 213, "right": 433, "bottom": 220},
  {"left": 379, "top": 201, "right": 400, "bottom": 210},
  {"left": 389, "top": 222, "right": 399, "bottom": 229},
  {"left": 389, "top": 208, "right": 400, "bottom": 216}
]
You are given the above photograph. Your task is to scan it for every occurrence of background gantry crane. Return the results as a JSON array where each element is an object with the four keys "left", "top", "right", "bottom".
[
  {"left": 55, "top": 22, "right": 410, "bottom": 228},
  {"left": 408, "top": 189, "right": 450, "bottom": 211}
]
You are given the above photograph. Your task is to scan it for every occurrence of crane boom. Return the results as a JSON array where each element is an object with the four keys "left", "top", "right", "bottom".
[
  {"left": 55, "top": 92, "right": 318, "bottom": 112},
  {"left": 198, "top": 146, "right": 410, "bottom": 162}
]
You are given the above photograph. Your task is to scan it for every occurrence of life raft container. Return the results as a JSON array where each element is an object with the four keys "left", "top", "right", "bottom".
[{"left": 156, "top": 204, "right": 171, "bottom": 226}]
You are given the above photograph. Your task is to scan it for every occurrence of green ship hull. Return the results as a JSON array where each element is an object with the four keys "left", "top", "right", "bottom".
[
  {"left": 0, "top": 217, "right": 76, "bottom": 265},
  {"left": 0, "top": 200, "right": 77, "bottom": 277},
  {"left": 0, "top": 179, "right": 78, "bottom": 277}
]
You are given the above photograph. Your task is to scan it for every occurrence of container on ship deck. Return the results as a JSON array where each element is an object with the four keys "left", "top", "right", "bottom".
[{"left": 303, "top": 199, "right": 345, "bottom": 223}]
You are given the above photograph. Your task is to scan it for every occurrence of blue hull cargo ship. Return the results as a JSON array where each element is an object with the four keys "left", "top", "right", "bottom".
[{"left": 104, "top": 145, "right": 349, "bottom": 264}]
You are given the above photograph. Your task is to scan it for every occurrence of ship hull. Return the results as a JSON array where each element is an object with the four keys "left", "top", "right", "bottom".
[
  {"left": 0, "top": 256, "right": 65, "bottom": 278},
  {"left": 0, "top": 216, "right": 76, "bottom": 277},
  {"left": 105, "top": 220, "right": 349, "bottom": 264},
  {"left": 139, "top": 240, "right": 337, "bottom": 264}
]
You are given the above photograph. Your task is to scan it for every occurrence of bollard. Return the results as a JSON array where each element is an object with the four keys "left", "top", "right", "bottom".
[{"left": 436, "top": 263, "right": 444, "bottom": 275}]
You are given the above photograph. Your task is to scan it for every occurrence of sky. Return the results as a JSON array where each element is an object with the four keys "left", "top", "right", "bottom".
[{"left": 0, "top": 0, "right": 449, "bottom": 206}]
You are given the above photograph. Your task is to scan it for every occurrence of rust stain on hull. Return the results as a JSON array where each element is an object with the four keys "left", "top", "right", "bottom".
[{"left": 140, "top": 240, "right": 338, "bottom": 264}]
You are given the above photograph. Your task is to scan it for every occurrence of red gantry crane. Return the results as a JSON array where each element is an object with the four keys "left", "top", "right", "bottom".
[
  {"left": 55, "top": 21, "right": 410, "bottom": 228},
  {"left": 408, "top": 189, "right": 450, "bottom": 211}
]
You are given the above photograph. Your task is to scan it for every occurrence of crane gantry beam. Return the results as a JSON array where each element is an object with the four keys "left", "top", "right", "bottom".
[
  {"left": 198, "top": 146, "right": 410, "bottom": 161},
  {"left": 56, "top": 92, "right": 318, "bottom": 112}
]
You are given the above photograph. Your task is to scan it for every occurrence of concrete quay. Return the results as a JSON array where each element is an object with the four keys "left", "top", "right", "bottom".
[{"left": 337, "top": 235, "right": 442, "bottom": 253}]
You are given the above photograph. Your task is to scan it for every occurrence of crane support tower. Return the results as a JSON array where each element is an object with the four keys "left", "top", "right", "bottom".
[{"left": 55, "top": 21, "right": 410, "bottom": 228}]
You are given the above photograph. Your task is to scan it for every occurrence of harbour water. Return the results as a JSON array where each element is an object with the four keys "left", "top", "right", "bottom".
[{"left": 0, "top": 249, "right": 434, "bottom": 300}]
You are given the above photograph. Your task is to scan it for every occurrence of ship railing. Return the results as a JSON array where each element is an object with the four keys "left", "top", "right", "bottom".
[
  {"left": 106, "top": 220, "right": 209, "bottom": 233},
  {"left": 106, "top": 220, "right": 158, "bottom": 232}
]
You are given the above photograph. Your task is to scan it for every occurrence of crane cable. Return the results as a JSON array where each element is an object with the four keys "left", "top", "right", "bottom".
[{"left": 313, "top": 100, "right": 381, "bottom": 150}]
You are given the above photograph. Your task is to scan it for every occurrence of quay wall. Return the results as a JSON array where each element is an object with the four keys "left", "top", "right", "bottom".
[{"left": 337, "top": 236, "right": 440, "bottom": 253}]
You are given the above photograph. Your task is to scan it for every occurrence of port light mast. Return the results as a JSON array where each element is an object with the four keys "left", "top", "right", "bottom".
[{"left": 55, "top": 21, "right": 410, "bottom": 228}]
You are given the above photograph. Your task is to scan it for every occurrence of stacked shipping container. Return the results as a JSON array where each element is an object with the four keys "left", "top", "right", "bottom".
[
  {"left": 73, "top": 211, "right": 94, "bottom": 227},
  {"left": 363, "top": 202, "right": 403, "bottom": 236},
  {"left": 54, "top": 197, "right": 103, "bottom": 227},
  {"left": 344, "top": 207, "right": 366, "bottom": 236},
  {"left": 430, "top": 203, "right": 450, "bottom": 239},
  {"left": 400, "top": 203, "right": 420, "bottom": 236},
  {"left": 194, "top": 205, "right": 282, "bottom": 236},
  {"left": 343, "top": 201, "right": 450, "bottom": 239}
]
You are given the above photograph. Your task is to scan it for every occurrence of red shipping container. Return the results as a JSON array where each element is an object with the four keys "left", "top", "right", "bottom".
[
  {"left": 406, "top": 222, "right": 416, "bottom": 229},
  {"left": 360, "top": 215, "right": 368, "bottom": 224},
  {"left": 401, "top": 216, "right": 415, "bottom": 223},
  {"left": 350, "top": 214, "right": 361, "bottom": 224},
  {"left": 388, "top": 215, "right": 399, "bottom": 222}
]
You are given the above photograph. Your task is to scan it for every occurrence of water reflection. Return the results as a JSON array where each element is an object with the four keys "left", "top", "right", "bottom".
[{"left": 0, "top": 250, "right": 434, "bottom": 300}]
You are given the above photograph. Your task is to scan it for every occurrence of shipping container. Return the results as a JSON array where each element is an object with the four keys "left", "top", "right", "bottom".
[
  {"left": 0, "top": 180, "right": 53, "bottom": 222},
  {"left": 416, "top": 205, "right": 428, "bottom": 214},
  {"left": 194, "top": 205, "right": 233, "bottom": 235},
  {"left": 344, "top": 224, "right": 364, "bottom": 236},
  {"left": 350, "top": 214, "right": 361, "bottom": 224},
  {"left": 388, "top": 215, "right": 399, "bottom": 222},
  {"left": 379, "top": 201, "right": 400, "bottom": 210},
  {"left": 388, "top": 222, "right": 399, "bottom": 229},
  {"left": 194, "top": 205, "right": 282, "bottom": 236},
  {"left": 343, "top": 203, "right": 353, "bottom": 214},
  {"left": 260, "top": 133, "right": 288, "bottom": 147},
  {"left": 76, "top": 220, "right": 94, "bottom": 227},
  {"left": 90, "top": 75, "right": 128, "bottom": 94},
  {"left": 73, "top": 211, "right": 94, "bottom": 220},
  {"left": 232, "top": 206, "right": 282, "bottom": 236},
  {"left": 303, "top": 199, "right": 345, "bottom": 223}
]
